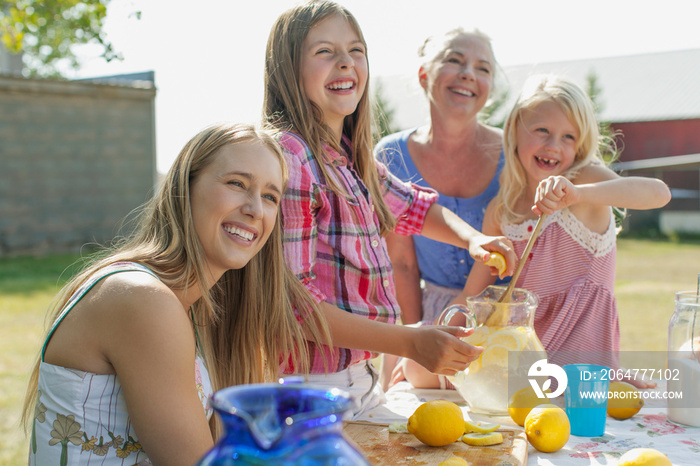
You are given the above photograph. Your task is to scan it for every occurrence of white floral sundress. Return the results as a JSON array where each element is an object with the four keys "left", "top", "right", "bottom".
[{"left": 28, "top": 262, "right": 213, "bottom": 466}]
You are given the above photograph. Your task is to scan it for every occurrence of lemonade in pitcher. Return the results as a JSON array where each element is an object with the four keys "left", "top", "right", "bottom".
[{"left": 442, "top": 286, "right": 547, "bottom": 416}]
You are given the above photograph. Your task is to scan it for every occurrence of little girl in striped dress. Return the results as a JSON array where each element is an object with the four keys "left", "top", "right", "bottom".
[
  {"left": 393, "top": 74, "right": 671, "bottom": 390},
  {"left": 459, "top": 74, "right": 670, "bottom": 384}
]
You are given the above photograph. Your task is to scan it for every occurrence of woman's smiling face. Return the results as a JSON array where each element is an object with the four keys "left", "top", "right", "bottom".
[
  {"left": 421, "top": 33, "right": 495, "bottom": 118},
  {"left": 189, "top": 141, "right": 283, "bottom": 280}
]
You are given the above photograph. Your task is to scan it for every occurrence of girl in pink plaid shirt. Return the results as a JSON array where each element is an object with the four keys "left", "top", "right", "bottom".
[{"left": 263, "top": 0, "right": 516, "bottom": 417}]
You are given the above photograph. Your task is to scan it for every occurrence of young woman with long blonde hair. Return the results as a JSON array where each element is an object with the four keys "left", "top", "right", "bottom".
[{"left": 22, "top": 123, "right": 329, "bottom": 465}]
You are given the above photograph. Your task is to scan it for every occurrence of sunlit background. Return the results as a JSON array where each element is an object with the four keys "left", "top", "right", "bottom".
[{"left": 69, "top": 0, "right": 700, "bottom": 174}]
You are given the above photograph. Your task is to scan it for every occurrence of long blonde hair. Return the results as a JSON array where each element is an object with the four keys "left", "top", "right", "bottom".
[
  {"left": 22, "top": 123, "right": 330, "bottom": 437},
  {"left": 494, "top": 74, "right": 612, "bottom": 224},
  {"left": 263, "top": 0, "right": 396, "bottom": 234}
]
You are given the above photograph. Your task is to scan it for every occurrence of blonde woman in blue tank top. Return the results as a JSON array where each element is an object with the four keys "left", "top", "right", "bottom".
[{"left": 22, "top": 123, "right": 330, "bottom": 465}]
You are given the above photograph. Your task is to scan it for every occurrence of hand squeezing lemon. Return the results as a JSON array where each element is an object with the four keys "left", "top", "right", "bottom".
[{"left": 484, "top": 252, "right": 507, "bottom": 276}]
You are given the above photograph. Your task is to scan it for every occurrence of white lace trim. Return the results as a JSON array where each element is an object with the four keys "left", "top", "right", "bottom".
[{"left": 502, "top": 208, "right": 617, "bottom": 257}]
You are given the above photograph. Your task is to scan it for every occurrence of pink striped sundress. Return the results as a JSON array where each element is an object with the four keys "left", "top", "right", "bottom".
[{"left": 502, "top": 208, "right": 620, "bottom": 370}]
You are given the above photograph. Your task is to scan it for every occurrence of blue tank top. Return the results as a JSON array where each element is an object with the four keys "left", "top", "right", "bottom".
[{"left": 376, "top": 128, "right": 506, "bottom": 289}]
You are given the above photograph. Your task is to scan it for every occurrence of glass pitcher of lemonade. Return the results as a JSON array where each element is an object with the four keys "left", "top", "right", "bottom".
[
  {"left": 440, "top": 285, "right": 547, "bottom": 416},
  {"left": 667, "top": 291, "right": 700, "bottom": 427}
]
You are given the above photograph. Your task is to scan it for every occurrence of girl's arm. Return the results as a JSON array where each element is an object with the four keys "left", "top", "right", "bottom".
[
  {"left": 446, "top": 202, "right": 503, "bottom": 312},
  {"left": 385, "top": 233, "right": 423, "bottom": 324},
  {"left": 419, "top": 203, "right": 517, "bottom": 277},
  {"left": 103, "top": 277, "right": 214, "bottom": 465},
  {"left": 318, "top": 301, "right": 482, "bottom": 375},
  {"left": 533, "top": 164, "right": 671, "bottom": 215}
]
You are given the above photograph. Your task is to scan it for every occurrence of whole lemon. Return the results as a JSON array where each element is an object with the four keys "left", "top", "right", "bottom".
[
  {"left": 618, "top": 448, "right": 672, "bottom": 466},
  {"left": 608, "top": 381, "right": 644, "bottom": 420},
  {"left": 407, "top": 400, "right": 465, "bottom": 447},
  {"left": 524, "top": 403, "right": 570, "bottom": 452},
  {"left": 508, "top": 386, "right": 550, "bottom": 427}
]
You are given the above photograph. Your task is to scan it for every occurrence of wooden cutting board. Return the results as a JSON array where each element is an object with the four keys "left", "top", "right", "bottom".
[{"left": 344, "top": 422, "right": 528, "bottom": 466}]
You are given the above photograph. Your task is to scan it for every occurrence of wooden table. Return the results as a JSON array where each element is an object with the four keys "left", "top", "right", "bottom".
[
  {"left": 345, "top": 421, "right": 528, "bottom": 465},
  {"left": 350, "top": 381, "right": 700, "bottom": 465}
]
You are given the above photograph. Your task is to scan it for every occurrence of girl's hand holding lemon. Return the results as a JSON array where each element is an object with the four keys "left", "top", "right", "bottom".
[{"left": 484, "top": 252, "right": 508, "bottom": 278}]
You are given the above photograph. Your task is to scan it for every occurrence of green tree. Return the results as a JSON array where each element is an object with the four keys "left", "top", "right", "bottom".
[
  {"left": 586, "top": 70, "right": 626, "bottom": 227},
  {"left": 372, "top": 79, "right": 398, "bottom": 140},
  {"left": 481, "top": 87, "right": 509, "bottom": 129},
  {"left": 585, "top": 70, "right": 619, "bottom": 162},
  {"left": 0, "top": 0, "right": 126, "bottom": 78}
]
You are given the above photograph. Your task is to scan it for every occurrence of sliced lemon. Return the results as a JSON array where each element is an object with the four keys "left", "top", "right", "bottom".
[
  {"left": 467, "top": 357, "right": 482, "bottom": 374},
  {"left": 461, "top": 432, "right": 504, "bottom": 446},
  {"left": 479, "top": 343, "right": 511, "bottom": 367},
  {"left": 484, "top": 252, "right": 507, "bottom": 275},
  {"left": 464, "top": 420, "right": 500, "bottom": 433},
  {"left": 388, "top": 421, "right": 408, "bottom": 433},
  {"left": 464, "top": 326, "right": 491, "bottom": 346},
  {"left": 487, "top": 329, "right": 525, "bottom": 352}
]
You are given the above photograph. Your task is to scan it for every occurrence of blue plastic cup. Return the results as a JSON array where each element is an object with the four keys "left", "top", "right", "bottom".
[{"left": 563, "top": 364, "right": 610, "bottom": 436}]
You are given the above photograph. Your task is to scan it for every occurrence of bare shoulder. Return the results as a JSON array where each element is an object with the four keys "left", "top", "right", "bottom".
[
  {"left": 97, "top": 271, "right": 195, "bottom": 369},
  {"left": 75, "top": 270, "right": 190, "bottom": 346},
  {"left": 479, "top": 124, "right": 503, "bottom": 149},
  {"left": 44, "top": 269, "right": 190, "bottom": 374},
  {"left": 481, "top": 123, "right": 504, "bottom": 140},
  {"left": 98, "top": 270, "right": 176, "bottom": 305},
  {"left": 569, "top": 164, "right": 615, "bottom": 233}
]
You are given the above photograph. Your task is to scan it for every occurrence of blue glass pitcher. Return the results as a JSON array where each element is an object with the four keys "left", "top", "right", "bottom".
[{"left": 196, "top": 383, "right": 370, "bottom": 465}]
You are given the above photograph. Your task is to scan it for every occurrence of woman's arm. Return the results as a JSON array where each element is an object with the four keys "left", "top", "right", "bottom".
[
  {"left": 385, "top": 232, "right": 423, "bottom": 324},
  {"left": 103, "top": 278, "right": 214, "bottom": 466}
]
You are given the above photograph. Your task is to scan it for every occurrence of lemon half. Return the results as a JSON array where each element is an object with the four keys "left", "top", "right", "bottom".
[
  {"left": 464, "top": 420, "right": 500, "bottom": 433},
  {"left": 461, "top": 432, "right": 504, "bottom": 446},
  {"left": 480, "top": 343, "right": 511, "bottom": 367},
  {"left": 487, "top": 329, "right": 526, "bottom": 351},
  {"left": 485, "top": 252, "right": 507, "bottom": 275}
]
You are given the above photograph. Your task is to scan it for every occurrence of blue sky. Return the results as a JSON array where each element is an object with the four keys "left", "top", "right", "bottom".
[{"left": 73, "top": 0, "right": 700, "bottom": 173}]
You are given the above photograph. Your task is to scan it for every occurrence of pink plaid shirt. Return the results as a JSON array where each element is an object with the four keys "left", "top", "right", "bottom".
[{"left": 279, "top": 132, "right": 438, "bottom": 373}]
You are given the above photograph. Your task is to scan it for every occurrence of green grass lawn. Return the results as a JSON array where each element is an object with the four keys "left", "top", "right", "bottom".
[
  {"left": 0, "top": 254, "right": 85, "bottom": 466},
  {"left": 1, "top": 238, "right": 699, "bottom": 464}
]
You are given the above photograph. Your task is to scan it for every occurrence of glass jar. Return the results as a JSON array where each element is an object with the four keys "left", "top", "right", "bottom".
[
  {"left": 667, "top": 291, "right": 700, "bottom": 427},
  {"left": 440, "top": 285, "right": 547, "bottom": 416},
  {"left": 196, "top": 383, "right": 370, "bottom": 465}
]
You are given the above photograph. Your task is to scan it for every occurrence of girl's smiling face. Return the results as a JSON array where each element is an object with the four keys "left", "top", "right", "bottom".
[
  {"left": 299, "top": 13, "right": 368, "bottom": 140},
  {"left": 190, "top": 141, "right": 283, "bottom": 281},
  {"left": 516, "top": 100, "right": 580, "bottom": 187}
]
